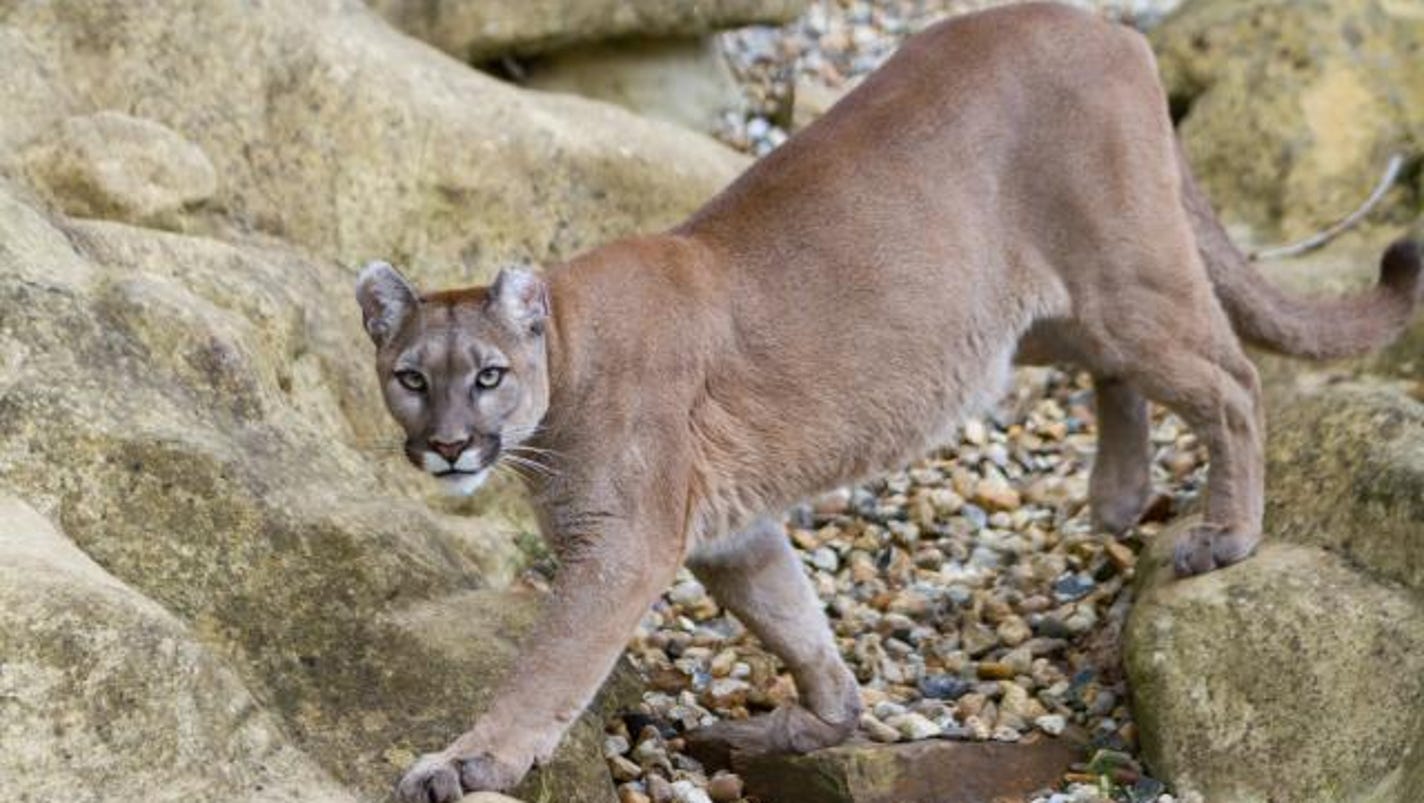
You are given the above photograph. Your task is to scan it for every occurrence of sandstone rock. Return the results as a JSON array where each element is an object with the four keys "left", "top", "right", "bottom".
[
  {"left": 22, "top": 111, "right": 217, "bottom": 228},
  {"left": 525, "top": 37, "right": 745, "bottom": 136},
  {"left": 0, "top": 494, "right": 354, "bottom": 803},
  {"left": 368, "top": 0, "right": 807, "bottom": 62},
  {"left": 1151, "top": 0, "right": 1424, "bottom": 239},
  {"left": 1125, "top": 520, "right": 1424, "bottom": 803},
  {"left": 3, "top": 0, "right": 745, "bottom": 288},
  {"left": 733, "top": 736, "right": 1082, "bottom": 803},
  {"left": 1264, "top": 380, "right": 1424, "bottom": 592},
  {"left": 0, "top": 28, "right": 79, "bottom": 153}
]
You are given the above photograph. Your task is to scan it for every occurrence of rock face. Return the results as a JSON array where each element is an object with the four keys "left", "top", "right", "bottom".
[
  {"left": 20, "top": 111, "right": 218, "bottom": 228},
  {"left": 368, "top": 0, "right": 807, "bottom": 62},
  {"left": 2, "top": 0, "right": 745, "bottom": 289},
  {"left": 0, "top": 177, "right": 623, "bottom": 802},
  {"left": 1125, "top": 380, "right": 1424, "bottom": 803},
  {"left": 1265, "top": 382, "right": 1424, "bottom": 590},
  {"left": 1151, "top": 0, "right": 1424, "bottom": 239},
  {"left": 0, "top": 1, "right": 742, "bottom": 801},
  {"left": 526, "top": 37, "right": 746, "bottom": 136},
  {"left": 0, "top": 493, "right": 354, "bottom": 803}
]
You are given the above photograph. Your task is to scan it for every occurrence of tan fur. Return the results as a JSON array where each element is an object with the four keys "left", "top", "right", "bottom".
[{"left": 357, "top": 5, "right": 1422, "bottom": 799}]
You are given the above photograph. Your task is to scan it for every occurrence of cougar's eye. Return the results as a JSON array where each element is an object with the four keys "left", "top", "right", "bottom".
[
  {"left": 475, "top": 367, "right": 506, "bottom": 390},
  {"left": 395, "top": 370, "right": 427, "bottom": 392}
]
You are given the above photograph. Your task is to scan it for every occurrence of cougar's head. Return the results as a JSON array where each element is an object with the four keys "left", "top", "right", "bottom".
[{"left": 355, "top": 261, "right": 551, "bottom": 495}]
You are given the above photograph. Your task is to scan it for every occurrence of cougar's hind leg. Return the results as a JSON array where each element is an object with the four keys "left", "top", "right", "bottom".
[
  {"left": 683, "top": 517, "right": 860, "bottom": 764},
  {"left": 1107, "top": 299, "right": 1266, "bottom": 577},
  {"left": 1089, "top": 376, "right": 1154, "bottom": 534}
]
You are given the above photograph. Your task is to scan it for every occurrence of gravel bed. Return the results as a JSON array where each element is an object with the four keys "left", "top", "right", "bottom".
[
  {"left": 713, "top": 0, "right": 1182, "bottom": 155},
  {"left": 602, "top": 4, "right": 1192, "bottom": 801}
]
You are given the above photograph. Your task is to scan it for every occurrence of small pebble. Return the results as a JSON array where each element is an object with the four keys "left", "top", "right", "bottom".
[
  {"left": 619, "top": 784, "right": 652, "bottom": 803},
  {"left": 670, "top": 780, "right": 712, "bottom": 803},
  {"left": 706, "top": 772, "right": 744, "bottom": 803},
  {"left": 887, "top": 712, "right": 942, "bottom": 740},
  {"left": 608, "top": 755, "right": 643, "bottom": 781},
  {"left": 1035, "top": 714, "right": 1068, "bottom": 736},
  {"left": 860, "top": 712, "right": 902, "bottom": 743},
  {"left": 919, "top": 673, "right": 972, "bottom": 700}
]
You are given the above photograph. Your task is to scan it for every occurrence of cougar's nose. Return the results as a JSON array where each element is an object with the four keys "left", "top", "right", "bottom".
[{"left": 428, "top": 437, "right": 470, "bottom": 463}]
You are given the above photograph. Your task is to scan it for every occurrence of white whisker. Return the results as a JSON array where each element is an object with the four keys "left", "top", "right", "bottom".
[
  {"left": 504, "top": 444, "right": 563, "bottom": 460},
  {"left": 500, "top": 453, "right": 558, "bottom": 478}
]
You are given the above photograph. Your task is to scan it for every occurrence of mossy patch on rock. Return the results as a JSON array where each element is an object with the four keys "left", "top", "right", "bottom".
[{"left": 21, "top": 112, "right": 217, "bottom": 228}]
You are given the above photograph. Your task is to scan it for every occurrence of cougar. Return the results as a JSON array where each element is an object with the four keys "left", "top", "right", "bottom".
[{"left": 356, "top": 3, "right": 1421, "bottom": 799}]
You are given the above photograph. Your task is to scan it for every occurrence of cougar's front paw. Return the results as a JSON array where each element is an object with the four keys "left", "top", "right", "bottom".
[
  {"left": 457, "top": 752, "right": 529, "bottom": 792},
  {"left": 395, "top": 750, "right": 529, "bottom": 803},
  {"left": 394, "top": 753, "right": 462, "bottom": 803}
]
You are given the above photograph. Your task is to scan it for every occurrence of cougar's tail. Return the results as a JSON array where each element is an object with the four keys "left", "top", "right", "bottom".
[{"left": 1177, "top": 142, "right": 1421, "bottom": 360}]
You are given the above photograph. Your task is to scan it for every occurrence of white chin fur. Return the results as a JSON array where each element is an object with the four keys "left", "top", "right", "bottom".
[{"left": 437, "top": 469, "right": 489, "bottom": 497}]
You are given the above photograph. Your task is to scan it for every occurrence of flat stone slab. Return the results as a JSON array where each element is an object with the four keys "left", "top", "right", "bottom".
[{"left": 734, "top": 735, "right": 1081, "bottom": 803}]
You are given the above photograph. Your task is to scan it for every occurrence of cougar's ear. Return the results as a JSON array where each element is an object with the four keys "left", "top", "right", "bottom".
[
  {"left": 488, "top": 266, "right": 549, "bottom": 335},
  {"left": 355, "top": 261, "right": 419, "bottom": 347}
]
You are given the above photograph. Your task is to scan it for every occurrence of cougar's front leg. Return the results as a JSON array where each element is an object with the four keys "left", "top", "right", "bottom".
[
  {"left": 395, "top": 504, "right": 683, "bottom": 802},
  {"left": 684, "top": 518, "right": 861, "bottom": 765}
]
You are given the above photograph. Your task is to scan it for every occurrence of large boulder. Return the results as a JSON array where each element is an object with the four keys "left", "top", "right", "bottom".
[
  {"left": 0, "top": 0, "right": 747, "bottom": 800},
  {"left": 1151, "top": 0, "right": 1424, "bottom": 239},
  {"left": 0, "top": 0, "right": 746, "bottom": 288},
  {"left": 525, "top": 37, "right": 746, "bottom": 136},
  {"left": 1125, "top": 380, "right": 1424, "bottom": 803},
  {"left": 0, "top": 493, "right": 354, "bottom": 803},
  {"left": 1264, "top": 381, "right": 1424, "bottom": 590},
  {"left": 367, "top": 0, "right": 807, "bottom": 62},
  {"left": 1126, "top": 536, "right": 1424, "bottom": 803}
]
